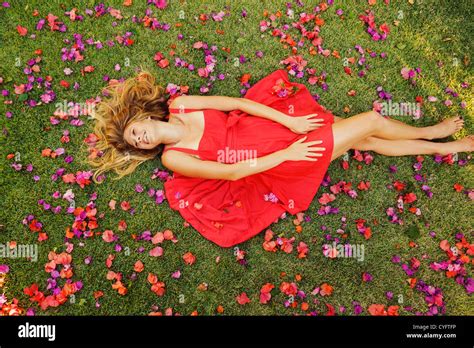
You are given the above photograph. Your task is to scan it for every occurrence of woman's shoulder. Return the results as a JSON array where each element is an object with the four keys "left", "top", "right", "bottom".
[
  {"left": 169, "top": 95, "right": 200, "bottom": 111},
  {"left": 168, "top": 96, "right": 204, "bottom": 115},
  {"left": 169, "top": 95, "right": 239, "bottom": 113},
  {"left": 168, "top": 95, "right": 185, "bottom": 110}
]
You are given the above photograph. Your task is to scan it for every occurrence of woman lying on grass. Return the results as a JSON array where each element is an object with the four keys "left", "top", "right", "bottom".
[{"left": 87, "top": 69, "right": 472, "bottom": 247}]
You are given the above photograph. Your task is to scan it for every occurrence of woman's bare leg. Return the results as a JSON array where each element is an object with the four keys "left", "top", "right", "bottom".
[
  {"left": 330, "top": 111, "right": 471, "bottom": 160},
  {"left": 331, "top": 111, "right": 385, "bottom": 160},
  {"left": 350, "top": 136, "right": 474, "bottom": 156},
  {"left": 332, "top": 114, "right": 463, "bottom": 141}
]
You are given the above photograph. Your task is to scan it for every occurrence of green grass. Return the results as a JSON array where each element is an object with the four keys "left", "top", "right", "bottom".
[{"left": 0, "top": 0, "right": 472, "bottom": 316}]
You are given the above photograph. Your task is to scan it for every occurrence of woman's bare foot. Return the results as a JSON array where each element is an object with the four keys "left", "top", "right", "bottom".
[
  {"left": 425, "top": 116, "right": 464, "bottom": 140},
  {"left": 437, "top": 135, "right": 474, "bottom": 155}
]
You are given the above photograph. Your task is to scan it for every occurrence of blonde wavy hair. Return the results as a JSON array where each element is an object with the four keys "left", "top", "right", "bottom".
[{"left": 85, "top": 69, "right": 170, "bottom": 184}]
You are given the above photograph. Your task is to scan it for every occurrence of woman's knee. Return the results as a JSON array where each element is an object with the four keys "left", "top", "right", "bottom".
[
  {"left": 352, "top": 136, "right": 377, "bottom": 151},
  {"left": 360, "top": 111, "right": 384, "bottom": 132},
  {"left": 365, "top": 110, "right": 383, "bottom": 121}
]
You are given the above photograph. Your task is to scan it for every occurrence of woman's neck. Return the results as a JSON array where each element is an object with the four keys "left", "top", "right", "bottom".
[{"left": 156, "top": 118, "right": 187, "bottom": 146}]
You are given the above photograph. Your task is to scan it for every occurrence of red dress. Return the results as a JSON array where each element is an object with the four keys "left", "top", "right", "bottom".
[{"left": 163, "top": 69, "right": 334, "bottom": 247}]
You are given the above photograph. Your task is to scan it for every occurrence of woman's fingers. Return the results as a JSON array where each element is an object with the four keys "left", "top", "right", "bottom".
[
  {"left": 307, "top": 146, "right": 326, "bottom": 151},
  {"left": 309, "top": 149, "right": 326, "bottom": 152}
]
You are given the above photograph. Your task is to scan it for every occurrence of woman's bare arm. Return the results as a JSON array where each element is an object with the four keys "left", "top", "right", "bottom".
[
  {"left": 169, "top": 95, "right": 292, "bottom": 127},
  {"left": 169, "top": 95, "right": 240, "bottom": 112},
  {"left": 162, "top": 149, "right": 288, "bottom": 181},
  {"left": 161, "top": 137, "right": 325, "bottom": 181},
  {"left": 235, "top": 98, "right": 294, "bottom": 127}
]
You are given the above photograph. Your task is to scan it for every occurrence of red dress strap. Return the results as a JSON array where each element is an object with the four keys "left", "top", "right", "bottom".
[{"left": 162, "top": 147, "right": 199, "bottom": 155}]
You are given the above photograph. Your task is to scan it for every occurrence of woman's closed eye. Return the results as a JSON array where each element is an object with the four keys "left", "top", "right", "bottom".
[{"left": 132, "top": 128, "right": 138, "bottom": 147}]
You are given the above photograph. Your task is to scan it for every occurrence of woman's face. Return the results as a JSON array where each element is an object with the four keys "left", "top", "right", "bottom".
[{"left": 124, "top": 117, "right": 159, "bottom": 150}]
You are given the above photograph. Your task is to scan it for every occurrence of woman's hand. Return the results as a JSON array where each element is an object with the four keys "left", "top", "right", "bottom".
[
  {"left": 284, "top": 114, "right": 325, "bottom": 134},
  {"left": 283, "top": 136, "right": 325, "bottom": 162}
]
